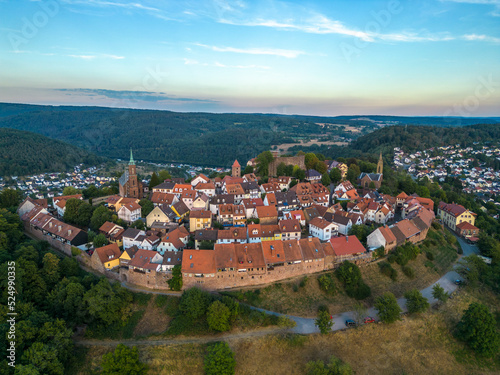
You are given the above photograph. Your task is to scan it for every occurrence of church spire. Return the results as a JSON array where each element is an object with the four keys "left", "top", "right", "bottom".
[
  {"left": 377, "top": 152, "right": 383, "bottom": 174},
  {"left": 129, "top": 148, "right": 135, "bottom": 165}
]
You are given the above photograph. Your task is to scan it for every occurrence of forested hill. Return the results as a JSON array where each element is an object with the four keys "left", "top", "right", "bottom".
[
  {"left": 349, "top": 124, "right": 500, "bottom": 155},
  {"left": 1, "top": 102, "right": 499, "bottom": 167},
  {"left": 0, "top": 128, "right": 106, "bottom": 177}
]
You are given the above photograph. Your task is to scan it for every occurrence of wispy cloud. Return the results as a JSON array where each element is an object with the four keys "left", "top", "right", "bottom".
[
  {"left": 440, "top": 0, "right": 500, "bottom": 16},
  {"left": 463, "top": 33, "right": 500, "bottom": 42},
  {"left": 55, "top": 88, "right": 218, "bottom": 103},
  {"left": 61, "top": 0, "right": 159, "bottom": 12},
  {"left": 183, "top": 58, "right": 269, "bottom": 70},
  {"left": 194, "top": 43, "right": 305, "bottom": 58},
  {"left": 69, "top": 54, "right": 97, "bottom": 60}
]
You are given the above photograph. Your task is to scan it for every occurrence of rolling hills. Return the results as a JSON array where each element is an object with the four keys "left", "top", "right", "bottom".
[{"left": 0, "top": 128, "right": 107, "bottom": 177}]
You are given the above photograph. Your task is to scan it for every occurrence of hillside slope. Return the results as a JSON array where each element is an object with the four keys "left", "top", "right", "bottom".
[{"left": 0, "top": 128, "right": 106, "bottom": 177}]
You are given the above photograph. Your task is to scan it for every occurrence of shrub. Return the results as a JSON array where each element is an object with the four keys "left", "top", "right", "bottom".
[
  {"left": 426, "top": 251, "right": 435, "bottom": 261},
  {"left": 346, "top": 281, "right": 372, "bottom": 300},
  {"left": 387, "top": 254, "right": 397, "bottom": 263},
  {"left": 299, "top": 276, "right": 308, "bottom": 288},
  {"left": 155, "top": 295, "right": 169, "bottom": 308},
  {"left": 375, "top": 292, "right": 402, "bottom": 323},
  {"left": 379, "top": 261, "right": 398, "bottom": 281},
  {"left": 71, "top": 247, "right": 81, "bottom": 257},
  {"left": 207, "top": 301, "right": 231, "bottom": 332},
  {"left": 402, "top": 265, "right": 415, "bottom": 279},
  {"left": 431, "top": 221, "right": 441, "bottom": 230},
  {"left": 315, "top": 310, "right": 333, "bottom": 334},
  {"left": 404, "top": 289, "right": 429, "bottom": 314},
  {"left": 101, "top": 344, "right": 147, "bottom": 375},
  {"left": 317, "top": 304, "right": 330, "bottom": 314},
  {"left": 457, "top": 244, "right": 463, "bottom": 255},
  {"left": 317, "top": 273, "right": 337, "bottom": 295},
  {"left": 292, "top": 284, "right": 299, "bottom": 293},
  {"left": 204, "top": 342, "right": 236, "bottom": 375},
  {"left": 278, "top": 316, "right": 297, "bottom": 328}
]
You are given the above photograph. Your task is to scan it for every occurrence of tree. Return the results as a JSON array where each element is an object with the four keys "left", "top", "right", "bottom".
[
  {"left": 139, "top": 199, "right": 154, "bottom": 217},
  {"left": 276, "top": 162, "right": 287, "bottom": 177},
  {"left": 90, "top": 205, "right": 112, "bottom": 231},
  {"left": 329, "top": 168, "right": 342, "bottom": 184},
  {"left": 42, "top": 253, "right": 60, "bottom": 288},
  {"left": 0, "top": 188, "right": 23, "bottom": 209},
  {"left": 243, "top": 165, "right": 254, "bottom": 175},
  {"left": 431, "top": 283, "right": 449, "bottom": 303},
  {"left": 455, "top": 303, "right": 499, "bottom": 357},
  {"left": 62, "top": 186, "right": 80, "bottom": 196},
  {"left": 207, "top": 301, "right": 231, "bottom": 332},
  {"left": 21, "top": 342, "right": 64, "bottom": 375},
  {"left": 63, "top": 198, "right": 84, "bottom": 225},
  {"left": 93, "top": 233, "right": 109, "bottom": 248},
  {"left": 130, "top": 220, "right": 145, "bottom": 230},
  {"left": 83, "top": 279, "right": 132, "bottom": 325},
  {"left": 305, "top": 153, "right": 320, "bottom": 170},
  {"left": 149, "top": 172, "right": 161, "bottom": 189},
  {"left": 321, "top": 173, "right": 331, "bottom": 187},
  {"left": 158, "top": 170, "right": 171, "bottom": 181},
  {"left": 346, "top": 164, "right": 361, "bottom": 185},
  {"left": 101, "top": 344, "right": 147, "bottom": 375},
  {"left": 167, "top": 265, "right": 183, "bottom": 291},
  {"left": 293, "top": 167, "right": 306, "bottom": 181},
  {"left": 404, "top": 289, "right": 429, "bottom": 314},
  {"left": 335, "top": 261, "right": 361, "bottom": 286},
  {"left": 255, "top": 151, "right": 274, "bottom": 177},
  {"left": 374, "top": 292, "right": 402, "bottom": 323},
  {"left": 314, "top": 161, "right": 327, "bottom": 174},
  {"left": 76, "top": 202, "right": 93, "bottom": 227},
  {"left": 204, "top": 342, "right": 236, "bottom": 375},
  {"left": 317, "top": 273, "right": 336, "bottom": 295},
  {"left": 179, "top": 287, "right": 211, "bottom": 320},
  {"left": 315, "top": 310, "right": 334, "bottom": 334}
]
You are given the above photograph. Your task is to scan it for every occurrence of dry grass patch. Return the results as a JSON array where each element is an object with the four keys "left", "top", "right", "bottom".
[
  {"left": 133, "top": 296, "right": 172, "bottom": 337},
  {"left": 142, "top": 344, "right": 206, "bottom": 375}
]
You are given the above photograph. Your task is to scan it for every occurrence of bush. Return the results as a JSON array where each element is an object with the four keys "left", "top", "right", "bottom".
[
  {"left": 404, "top": 289, "right": 429, "bottom": 314},
  {"left": 317, "top": 273, "right": 337, "bottom": 295},
  {"left": 204, "top": 342, "right": 236, "bottom": 375},
  {"left": 387, "top": 254, "right": 397, "bottom": 264},
  {"left": 345, "top": 281, "right": 372, "bottom": 300},
  {"left": 101, "top": 344, "right": 147, "bottom": 375},
  {"left": 402, "top": 265, "right": 415, "bottom": 279},
  {"left": 379, "top": 261, "right": 398, "bottom": 281},
  {"left": 457, "top": 244, "right": 463, "bottom": 255},
  {"left": 278, "top": 316, "right": 297, "bottom": 328},
  {"left": 375, "top": 292, "right": 402, "bottom": 323},
  {"left": 426, "top": 251, "right": 435, "bottom": 261},
  {"left": 133, "top": 292, "right": 151, "bottom": 306},
  {"left": 71, "top": 247, "right": 81, "bottom": 257},
  {"left": 315, "top": 310, "right": 334, "bottom": 334},
  {"left": 318, "top": 304, "right": 330, "bottom": 314},
  {"left": 299, "top": 276, "right": 308, "bottom": 288},
  {"left": 207, "top": 301, "right": 231, "bottom": 332},
  {"left": 431, "top": 221, "right": 441, "bottom": 230},
  {"left": 155, "top": 295, "right": 169, "bottom": 308}
]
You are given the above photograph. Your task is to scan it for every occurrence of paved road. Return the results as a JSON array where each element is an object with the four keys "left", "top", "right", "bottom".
[{"left": 76, "top": 233, "right": 479, "bottom": 345}]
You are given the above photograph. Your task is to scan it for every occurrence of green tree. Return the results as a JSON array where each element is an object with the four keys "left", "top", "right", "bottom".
[
  {"left": 255, "top": 151, "right": 274, "bottom": 177},
  {"left": 76, "top": 202, "right": 93, "bottom": 227},
  {"left": 207, "top": 301, "right": 231, "bottom": 332},
  {"left": 455, "top": 303, "right": 499, "bottom": 357},
  {"left": 318, "top": 273, "right": 336, "bottom": 295},
  {"left": 167, "top": 265, "right": 183, "bottom": 291},
  {"left": 243, "top": 165, "right": 254, "bottom": 175},
  {"left": 158, "top": 169, "right": 171, "bottom": 181},
  {"left": 374, "top": 292, "right": 402, "bottom": 323},
  {"left": 0, "top": 188, "right": 23, "bottom": 209},
  {"left": 204, "top": 342, "right": 236, "bottom": 375},
  {"left": 293, "top": 167, "right": 306, "bottom": 181},
  {"left": 346, "top": 164, "right": 361, "bottom": 185},
  {"left": 21, "top": 342, "right": 64, "bottom": 375},
  {"left": 329, "top": 168, "right": 342, "bottom": 184},
  {"left": 335, "top": 261, "right": 361, "bottom": 286},
  {"left": 42, "top": 253, "right": 60, "bottom": 288},
  {"left": 101, "top": 344, "right": 147, "bottom": 375},
  {"left": 139, "top": 199, "right": 154, "bottom": 217},
  {"left": 93, "top": 233, "right": 109, "bottom": 248},
  {"left": 305, "top": 153, "right": 320, "bottom": 170},
  {"left": 276, "top": 162, "right": 287, "bottom": 177},
  {"left": 321, "top": 173, "right": 331, "bottom": 187},
  {"left": 149, "top": 172, "right": 161, "bottom": 189},
  {"left": 62, "top": 186, "right": 80, "bottom": 196},
  {"left": 90, "top": 205, "right": 112, "bottom": 231},
  {"left": 130, "top": 220, "right": 145, "bottom": 230},
  {"left": 179, "top": 287, "right": 211, "bottom": 320},
  {"left": 315, "top": 310, "right": 333, "bottom": 334},
  {"left": 431, "top": 283, "right": 449, "bottom": 303},
  {"left": 83, "top": 279, "right": 132, "bottom": 325},
  {"left": 404, "top": 289, "right": 429, "bottom": 314},
  {"left": 63, "top": 198, "right": 84, "bottom": 225},
  {"left": 306, "top": 355, "right": 353, "bottom": 375},
  {"left": 314, "top": 161, "right": 327, "bottom": 174},
  {"left": 353, "top": 302, "right": 368, "bottom": 325}
]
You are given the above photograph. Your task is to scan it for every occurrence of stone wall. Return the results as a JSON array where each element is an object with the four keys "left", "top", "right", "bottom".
[
  {"left": 24, "top": 222, "right": 73, "bottom": 257},
  {"left": 268, "top": 155, "right": 305, "bottom": 177},
  {"left": 123, "top": 268, "right": 172, "bottom": 290}
]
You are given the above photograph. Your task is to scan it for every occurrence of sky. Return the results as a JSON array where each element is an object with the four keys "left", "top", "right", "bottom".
[{"left": 0, "top": 0, "right": 499, "bottom": 116}]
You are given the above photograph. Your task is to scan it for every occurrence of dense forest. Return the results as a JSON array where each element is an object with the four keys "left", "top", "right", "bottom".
[
  {"left": 0, "top": 128, "right": 107, "bottom": 177},
  {"left": 2, "top": 103, "right": 497, "bottom": 167},
  {"left": 349, "top": 124, "right": 500, "bottom": 155}
]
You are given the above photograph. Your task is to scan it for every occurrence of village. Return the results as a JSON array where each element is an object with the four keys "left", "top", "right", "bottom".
[
  {"left": 16, "top": 150, "right": 480, "bottom": 292},
  {"left": 394, "top": 143, "right": 500, "bottom": 204}
]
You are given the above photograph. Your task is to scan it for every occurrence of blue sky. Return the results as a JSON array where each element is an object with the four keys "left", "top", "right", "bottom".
[{"left": 0, "top": 0, "right": 499, "bottom": 116}]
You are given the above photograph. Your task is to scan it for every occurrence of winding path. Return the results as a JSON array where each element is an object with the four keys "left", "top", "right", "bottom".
[{"left": 75, "top": 236, "right": 478, "bottom": 346}]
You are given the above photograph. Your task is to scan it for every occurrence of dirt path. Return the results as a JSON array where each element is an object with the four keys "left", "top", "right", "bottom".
[{"left": 74, "top": 327, "right": 286, "bottom": 347}]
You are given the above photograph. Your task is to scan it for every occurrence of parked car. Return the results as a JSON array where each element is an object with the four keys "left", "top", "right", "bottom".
[
  {"left": 363, "top": 317, "right": 376, "bottom": 324},
  {"left": 345, "top": 319, "right": 356, "bottom": 327},
  {"left": 454, "top": 279, "right": 463, "bottom": 285}
]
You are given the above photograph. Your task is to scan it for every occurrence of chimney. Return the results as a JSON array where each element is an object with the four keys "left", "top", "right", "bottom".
[
  {"left": 308, "top": 236, "right": 312, "bottom": 242},
  {"left": 68, "top": 229, "right": 72, "bottom": 236},
  {"left": 346, "top": 236, "right": 349, "bottom": 242},
  {"left": 58, "top": 225, "right": 62, "bottom": 232}
]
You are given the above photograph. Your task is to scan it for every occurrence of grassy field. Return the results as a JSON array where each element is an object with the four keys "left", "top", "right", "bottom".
[
  {"left": 223, "top": 228, "right": 459, "bottom": 317},
  {"left": 72, "top": 287, "right": 499, "bottom": 375}
]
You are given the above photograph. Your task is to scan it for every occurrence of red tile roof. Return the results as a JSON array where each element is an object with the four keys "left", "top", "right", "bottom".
[
  {"left": 94, "top": 243, "right": 122, "bottom": 264},
  {"left": 329, "top": 235, "right": 365, "bottom": 256}
]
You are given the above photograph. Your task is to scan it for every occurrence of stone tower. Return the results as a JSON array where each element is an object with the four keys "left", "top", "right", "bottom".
[
  {"left": 232, "top": 160, "right": 241, "bottom": 178},
  {"left": 377, "top": 152, "right": 383, "bottom": 175},
  {"left": 127, "top": 149, "right": 140, "bottom": 198}
]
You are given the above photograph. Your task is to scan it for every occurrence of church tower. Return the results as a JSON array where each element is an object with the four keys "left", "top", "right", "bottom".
[
  {"left": 377, "top": 152, "right": 383, "bottom": 175},
  {"left": 127, "top": 149, "right": 140, "bottom": 198},
  {"left": 232, "top": 160, "right": 241, "bottom": 178}
]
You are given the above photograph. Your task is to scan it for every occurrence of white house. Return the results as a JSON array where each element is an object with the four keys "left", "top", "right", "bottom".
[
  {"left": 309, "top": 217, "right": 338, "bottom": 241},
  {"left": 118, "top": 202, "right": 141, "bottom": 223}
]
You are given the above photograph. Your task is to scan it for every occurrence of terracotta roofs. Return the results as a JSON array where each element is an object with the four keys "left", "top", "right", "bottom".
[
  {"left": 214, "top": 243, "right": 237, "bottom": 270},
  {"left": 261, "top": 240, "right": 285, "bottom": 264},
  {"left": 329, "top": 236, "right": 365, "bottom": 256},
  {"left": 129, "top": 249, "right": 161, "bottom": 270},
  {"left": 256, "top": 205, "right": 278, "bottom": 218},
  {"left": 94, "top": 243, "right": 122, "bottom": 264},
  {"left": 279, "top": 219, "right": 301, "bottom": 233},
  {"left": 299, "top": 237, "right": 325, "bottom": 261},
  {"left": 309, "top": 217, "right": 334, "bottom": 230},
  {"left": 190, "top": 210, "right": 212, "bottom": 219}
]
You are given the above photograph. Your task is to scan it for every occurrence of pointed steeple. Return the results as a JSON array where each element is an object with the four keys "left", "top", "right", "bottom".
[
  {"left": 129, "top": 148, "right": 135, "bottom": 165},
  {"left": 377, "top": 152, "right": 383, "bottom": 175}
]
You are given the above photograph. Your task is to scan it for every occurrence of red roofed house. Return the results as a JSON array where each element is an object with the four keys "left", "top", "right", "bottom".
[
  {"left": 367, "top": 225, "right": 397, "bottom": 253},
  {"left": 117, "top": 202, "right": 141, "bottom": 223},
  {"left": 91, "top": 243, "right": 122, "bottom": 272},
  {"left": 329, "top": 235, "right": 368, "bottom": 264},
  {"left": 456, "top": 221, "right": 480, "bottom": 240},
  {"left": 309, "top": 217, "right": 338, "bottom": 241},
  {"left": 232, "top": 160, "right": 241, "bottom": 178},
  {"left": 438, "top": 202, "right": 476, "bottom": 232},
  {"left": 256, "top": 205, "right": 278, "bottom": 225}
]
